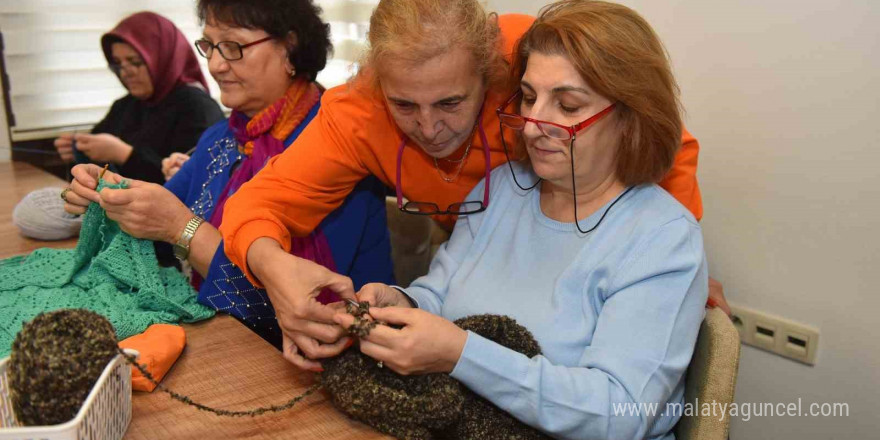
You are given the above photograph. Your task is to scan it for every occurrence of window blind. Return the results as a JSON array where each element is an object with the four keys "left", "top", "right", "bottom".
[{"left": 0, "top": 0, "right": 376, "bottom": 142}]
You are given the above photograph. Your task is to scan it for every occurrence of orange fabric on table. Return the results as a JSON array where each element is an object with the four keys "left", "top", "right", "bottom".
[
  {"left": 220, "top": 14, "right": 703, "bottom": 287},
  {"left": 118, "top": 324, "right": 186, "bottom": 392}
]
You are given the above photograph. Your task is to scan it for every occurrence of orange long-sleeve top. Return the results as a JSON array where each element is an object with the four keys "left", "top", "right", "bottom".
[{"left": 220, "top": 14, "right": 703, "bottom": 284}]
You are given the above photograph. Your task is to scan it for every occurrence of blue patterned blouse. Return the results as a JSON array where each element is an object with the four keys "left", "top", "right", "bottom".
[{"left": 165, "top": 102, "right": 395, "bottom": 347}]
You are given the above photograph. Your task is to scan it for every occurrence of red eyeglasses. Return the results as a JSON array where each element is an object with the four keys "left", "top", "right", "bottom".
[
  {"left": 496, "top": 91, "right": 615, "bottom": 140},
  {"left": 495, "top": 90, "right": 623, "bottom": 234}
]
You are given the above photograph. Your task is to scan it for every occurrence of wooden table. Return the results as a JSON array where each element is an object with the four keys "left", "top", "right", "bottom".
[
  {"left": 0, "top": 162, "right": 388, "bottom": 439},
  {"left": 0, "top": 161, "right": 77, "bottom": 259},
  {"left": 126, "top": 316, "right": 391, "bottom": 439}
]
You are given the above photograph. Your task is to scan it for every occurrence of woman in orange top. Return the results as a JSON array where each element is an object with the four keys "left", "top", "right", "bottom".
[{"left": 220, "top": 0, "right": 705, "bottom": 371}]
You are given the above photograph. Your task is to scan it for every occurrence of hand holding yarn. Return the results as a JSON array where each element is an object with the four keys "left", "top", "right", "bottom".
[
  {"left": 335, "top": 303, "right": 467, "bottom": 375},
  {"left": 98, "top": 179, "right": 193, "bottom": 244},
  {"left": 73, "top": 133, "right": 133, "bottom": 164},
  {"left": 54, "top": 134, "right": 75, "bottom": 163},
  {"left": 162, "top": 152, "right": 191, "bottom": 181},
  {"left": 63, "top": 164, "right": 124, "bottom": 215},
  {"left": 247, "top": 240, "right": 357, "bottom": 371}
]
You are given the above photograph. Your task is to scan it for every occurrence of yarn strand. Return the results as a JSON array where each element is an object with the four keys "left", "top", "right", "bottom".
[
  {"left": 119, "top": 349, "right": 321, "bottom": 417},
  {"left": 113, "top": 301, "right": 378, "bottom": 417}
]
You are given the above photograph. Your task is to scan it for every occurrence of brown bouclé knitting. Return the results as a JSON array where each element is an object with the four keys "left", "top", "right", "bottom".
[
  {"left": 323, "top": 308, "right": 550, "bottom": 440},
  {"left": 8, "top": 309, "right": 118, "bottom": 426},
  {"left": 440, "top": 316, "right": 547, "bottom": 440}
]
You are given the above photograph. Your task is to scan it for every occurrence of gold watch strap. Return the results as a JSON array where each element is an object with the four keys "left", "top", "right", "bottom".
[{"left": 174, "top": 216, "right": 204, "bottom": 260}]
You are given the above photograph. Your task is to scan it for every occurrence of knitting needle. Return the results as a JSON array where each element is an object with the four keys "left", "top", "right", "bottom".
[{"left": 99, "top": 164, "right": 109, "bottom": 180}]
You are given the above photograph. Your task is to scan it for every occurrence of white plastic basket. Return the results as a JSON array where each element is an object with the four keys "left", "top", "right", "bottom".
[{"left": 0, "top": 350, "right": 133, "bottom": 440}]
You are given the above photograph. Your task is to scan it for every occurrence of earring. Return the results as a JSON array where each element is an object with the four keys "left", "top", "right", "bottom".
[{"left": 287, "top": 66, "right": 296, "bottom": 78}]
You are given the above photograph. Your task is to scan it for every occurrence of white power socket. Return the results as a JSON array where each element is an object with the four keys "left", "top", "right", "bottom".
[{"left": 729, "top": 304, "right": 820, "bottom": 365}]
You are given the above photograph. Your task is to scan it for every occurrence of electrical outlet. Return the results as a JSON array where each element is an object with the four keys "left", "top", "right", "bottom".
[{"left": 729, "top": 304, "right": 820, "bottom": 365}]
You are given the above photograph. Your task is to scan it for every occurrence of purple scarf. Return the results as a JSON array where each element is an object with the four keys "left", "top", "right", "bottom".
[{"left": 205, "top": 104, "right": 340, "bottom": 304}]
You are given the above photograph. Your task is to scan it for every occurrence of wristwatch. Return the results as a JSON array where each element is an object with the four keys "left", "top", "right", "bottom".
[{"left": 173, "top": 216, "right": 205, "bottom": 261}]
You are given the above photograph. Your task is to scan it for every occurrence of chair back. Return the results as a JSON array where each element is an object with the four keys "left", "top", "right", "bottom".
[
  {"left": 675, "top": 307, "right": 742, "bottom": 440},
  {"left": 385, "top": 197, "right": 433, "bottom": 287}
]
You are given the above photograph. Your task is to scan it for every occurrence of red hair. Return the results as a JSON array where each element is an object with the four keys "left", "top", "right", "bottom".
[{"left": 511, "top": 0, "right": 682, "bottom": 185}]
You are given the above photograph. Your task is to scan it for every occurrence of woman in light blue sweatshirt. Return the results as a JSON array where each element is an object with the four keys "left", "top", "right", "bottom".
[{"left": 335, "top": 1, "right": 709, "bottom": 438}]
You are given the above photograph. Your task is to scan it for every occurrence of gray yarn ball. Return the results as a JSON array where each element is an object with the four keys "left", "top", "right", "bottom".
[{"left": 13, "top": 187, "right": 82, "bottom": 241}]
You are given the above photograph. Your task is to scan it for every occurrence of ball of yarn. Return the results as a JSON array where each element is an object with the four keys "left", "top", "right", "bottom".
[
  {"left": 8, "top": 309, "right": 118, "bottom": 426},
  {"left": 445, "top": 315, "right": 547, "bottom": 440},
  {"left": 323, "top": 348, "right": 464, "bottom": 439},
  {"left": 323, "top": 314, "right": 550, "bottom": 440},
  {"left": 12, "top": 187, "right": 82, "bottom": 241}
]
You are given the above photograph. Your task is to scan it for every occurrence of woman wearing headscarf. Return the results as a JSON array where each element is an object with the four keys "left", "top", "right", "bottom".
[
  {"left": 61, "top": 0, "right": 395, "bottom": 349},
  {"left": 53, "top": 11, "right": 224, "bottom": 184}
]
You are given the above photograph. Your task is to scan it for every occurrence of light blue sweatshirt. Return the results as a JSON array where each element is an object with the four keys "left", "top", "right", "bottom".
[{"left": 401, "top": 163, "right": 708, "bottom": 440}]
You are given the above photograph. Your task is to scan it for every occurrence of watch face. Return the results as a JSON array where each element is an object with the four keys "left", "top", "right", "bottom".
[{"left": 173, "top": 244, "right": 188, "bottom": 261}]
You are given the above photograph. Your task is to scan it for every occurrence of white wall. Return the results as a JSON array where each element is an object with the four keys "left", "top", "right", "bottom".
[{"left": 486, "top": 0, "right": 879, "bottom": 438}]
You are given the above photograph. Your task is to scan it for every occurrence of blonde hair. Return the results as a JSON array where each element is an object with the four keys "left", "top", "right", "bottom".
[
  {"left": 360, "top": 0, "right": 506, "bottom": 89},
  {"left": 511, "top": 0, "right": 683, "bottom": 185}
]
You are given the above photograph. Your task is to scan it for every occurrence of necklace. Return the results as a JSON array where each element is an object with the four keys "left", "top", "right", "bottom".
[{"left": 433, "top": 126, "right": 477, "bottom": 182}]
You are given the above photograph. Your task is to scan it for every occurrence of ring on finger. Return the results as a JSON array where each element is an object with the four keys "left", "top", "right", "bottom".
[
  {"left": 60, "top": 187, "right": 72, "bottom": 202},
  {"left": 377, "top": 360, "right": 384, "bottom": 368}
]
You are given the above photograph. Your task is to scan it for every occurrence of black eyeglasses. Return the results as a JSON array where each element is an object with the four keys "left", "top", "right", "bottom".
[
  {"left": 194, "top": 36, "right": 273, "bottom": 61},
  {"left": 395, "top": 118, "right": 491, "bottom": 216},
  {"left": 108, "top": 59, "right": 146, "bottom": 76}
]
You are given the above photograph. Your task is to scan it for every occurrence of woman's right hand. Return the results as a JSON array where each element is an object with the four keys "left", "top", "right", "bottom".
[
  {"left": 247, "top": 238, "right": 357, "bottom": 371},
  {"left": 63, "top": 163, "right": 123, "bottom": 215},
  {"left": 54, "top": 134, "right": 75, "bottom": 163},
  {"left": 161, "top": 152, "right": 190, "bottom": 181}
]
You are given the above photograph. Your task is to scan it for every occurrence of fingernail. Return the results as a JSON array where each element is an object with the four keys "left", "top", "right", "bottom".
[
  {"left": 310, "top": 366, "right": 324, "bottom": 373},
  {"left": 344, "top": 339, "right": 354, "bottom": 349}
]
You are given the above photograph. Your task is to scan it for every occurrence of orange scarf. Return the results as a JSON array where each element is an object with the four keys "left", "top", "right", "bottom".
[{"left": 237, "top": 79, "right": 321, "bottom": 156}]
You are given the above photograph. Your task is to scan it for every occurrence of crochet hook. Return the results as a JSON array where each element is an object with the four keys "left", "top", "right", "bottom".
[{"left": 345, "top": 298, "right": 373, "bottom": 318}]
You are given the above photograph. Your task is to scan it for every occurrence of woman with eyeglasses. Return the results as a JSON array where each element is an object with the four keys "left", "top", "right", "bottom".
[
  {"left": 217, "top": 0, "right": 719, "bottom": 373},
  {"left": 61, "top": 0, "right": 395, "bottom": 348},
  {"left": 334, "top": 1, "right": 707, "bottom": 438},
  {"left": 53, "top": 12, "right": 223, "bottom": 184}
]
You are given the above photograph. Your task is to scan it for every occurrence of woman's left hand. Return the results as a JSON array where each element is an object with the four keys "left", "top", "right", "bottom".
[
  {"left": 334, "top": 306, "right": 468, "bottom": 375},
  {"left": 98, "top": 180, "right": 192, "bottom": 244},
  {"left": 74, "top": 133, "right": 134, "bottom": 164},
  {"left": 162, "top": 152, "right": 191, "bottom": 181}
]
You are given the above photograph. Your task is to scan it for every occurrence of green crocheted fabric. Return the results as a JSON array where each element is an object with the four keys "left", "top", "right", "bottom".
[{"left": 0, "top": 180, "right": 214, "bottom": 357}]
